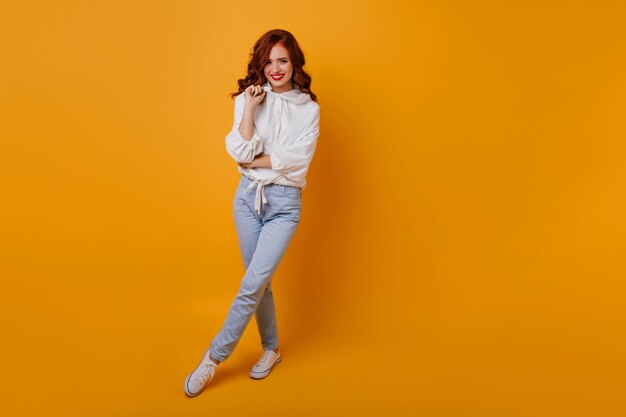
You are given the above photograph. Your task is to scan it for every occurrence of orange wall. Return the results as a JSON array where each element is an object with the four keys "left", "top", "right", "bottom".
[{"left": 2, "top": 1, "right": 625, "bottom": 416}]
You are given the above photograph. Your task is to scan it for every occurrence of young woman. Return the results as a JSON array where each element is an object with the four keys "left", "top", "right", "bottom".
[{"left": 184, "top": 29, "right": 320, "bottom": 397}]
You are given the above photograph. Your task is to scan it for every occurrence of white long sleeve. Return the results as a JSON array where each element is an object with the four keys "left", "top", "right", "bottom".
[
  {"left": 270, "top": 106, "right": 320, "bottom": 176},
  {"left": 225, "top": 81, "right": 320, "bottom": 212},
  {"left": 225, "top": 94, "right": 264, "bottom": 163}
]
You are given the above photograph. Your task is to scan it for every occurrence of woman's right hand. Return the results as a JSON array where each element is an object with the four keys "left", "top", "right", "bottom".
[{"left": 244, "top": 84, "right": 266, "bottom": 109}]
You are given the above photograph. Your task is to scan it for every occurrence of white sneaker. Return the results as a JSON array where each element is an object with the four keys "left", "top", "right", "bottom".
[
  {"left": 249, "top": 349, "right": 281, "bottom": 380},
  {"left": 184, "top": 348, "right": 219, "bottom": 397}
]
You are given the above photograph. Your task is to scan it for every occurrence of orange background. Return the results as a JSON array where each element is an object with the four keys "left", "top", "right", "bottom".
[{"left": 2, "top": 1, "right": 626, "bottom": 416}]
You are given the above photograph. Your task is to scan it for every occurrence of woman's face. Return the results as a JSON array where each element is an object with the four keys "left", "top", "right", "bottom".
[{"left": 264, "top": 43, "right": 294, "bottom": 93}]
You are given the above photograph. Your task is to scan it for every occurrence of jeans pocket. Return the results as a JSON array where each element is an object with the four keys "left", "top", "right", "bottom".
[{"left": 282, "top": 185, "right": 301, "bottom": 199}]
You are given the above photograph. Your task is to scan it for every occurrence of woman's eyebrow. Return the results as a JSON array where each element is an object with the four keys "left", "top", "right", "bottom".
[{"left": 268, "top": 57, "right": 289, "bottom": 60}]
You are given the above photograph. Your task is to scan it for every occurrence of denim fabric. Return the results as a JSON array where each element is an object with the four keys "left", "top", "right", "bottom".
[{"left": 209, "top": 174, "right": 302, "bottom": 362}]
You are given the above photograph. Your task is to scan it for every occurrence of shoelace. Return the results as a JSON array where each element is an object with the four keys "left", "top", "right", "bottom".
[
  {"left": 191, "top": 361, "right": 216, "bottom": 384},
  {"left": 257, "top": 351, "right": 276, "bottom": 368}
]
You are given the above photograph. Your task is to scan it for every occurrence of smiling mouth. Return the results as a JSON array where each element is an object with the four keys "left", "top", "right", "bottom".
[{"left": 270, "top": 74, "right": 284, "bottom": 80}]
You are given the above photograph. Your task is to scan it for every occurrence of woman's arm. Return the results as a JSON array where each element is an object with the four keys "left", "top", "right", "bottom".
[
  {"left": 225, "top": 85, "right": 266, "bottom": 163},
  {"left": 240, "top": 106, "right": 320, "bottom": 171},
  {"left": 239, "top": 154, "right": 272, "bottom": 169},
  {"left": 269, "top": 106, "right": 320, "bottom": 174},
  {"left": 238, "top": 85, "right": 265, "bottom": 140},
  {"left": 239, "top": 91, "right": 265, "bottom": 140},
  {"left": 238, "top": 103, "right": 256, "bottom": 141}
]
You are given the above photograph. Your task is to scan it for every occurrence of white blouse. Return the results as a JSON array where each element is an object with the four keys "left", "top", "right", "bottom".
[{"left": 225, "top": 81, "right": 320, "bottom": 213}]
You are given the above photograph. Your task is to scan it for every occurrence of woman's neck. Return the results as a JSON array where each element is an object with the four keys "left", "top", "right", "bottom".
[{"left": 271, "top": 82, "right": 294, "bottom": 94}]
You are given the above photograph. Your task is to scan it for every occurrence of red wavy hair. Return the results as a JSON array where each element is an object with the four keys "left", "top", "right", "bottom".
[{"left": 229, "top": 29, "right": 318, "bottom": 102}]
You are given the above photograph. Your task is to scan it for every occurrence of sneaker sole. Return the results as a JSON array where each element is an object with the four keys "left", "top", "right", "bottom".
[
  {"left": 184, "top": 348, "right": 212, "bottom": 397},
  {"left": 249, "top": 356, "right": 281, "bottom": 380}
]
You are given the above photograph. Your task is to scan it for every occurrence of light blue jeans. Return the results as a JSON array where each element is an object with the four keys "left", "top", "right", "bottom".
[{"left": 209, "top": 174, "right": 302, "bottom": 362}]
